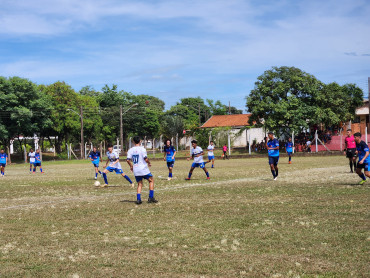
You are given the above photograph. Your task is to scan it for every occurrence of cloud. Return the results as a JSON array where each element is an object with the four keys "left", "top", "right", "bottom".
[{"left": 344, "top": 52, "right": 358, "bottom": 56}]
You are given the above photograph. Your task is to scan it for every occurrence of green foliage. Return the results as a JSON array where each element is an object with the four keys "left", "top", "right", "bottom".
[{"left": 160, "top": 115, "right": 185, "bottom": 139}]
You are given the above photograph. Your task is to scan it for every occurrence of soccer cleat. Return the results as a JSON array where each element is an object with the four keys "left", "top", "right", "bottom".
[
  {"left": 206, "top": 177, "right": 210, "bottom": 180},
  {"left": 135, "top": 200, "right": 142, "bottom": 205},
  {"left": 359, "top": 179, "right": 367, "bottom": 185},
  {"left": 185, "top": 178, "right": 191, "bottom": 180},
  {"left": 167, "top": 177, "right": 172, "bottom": 181},
  {"left": 148, "top": 197, "right": 158, "bottom": 203},
  {"left": 274, "top": 176, "right": 278, "bottom": 181},
  {"left": 131, "top": 183, "right": 135, "bottom": 188},
  {"left": 101, "top": 184, "right": 109, "bottom": 188},
  {"left": 289, "top": 161, "right": 292, "bottom": 164},
  {"left": 94, "top": 177, "right": 97, "bottom": 180}
]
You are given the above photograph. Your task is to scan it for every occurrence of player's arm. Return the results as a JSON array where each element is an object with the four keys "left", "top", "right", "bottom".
[
  {"left": 163, "top": 151, "right": 166, "bottom": 161},
  {"left": 144, "top": 157, "right": 151, "bottom": 167},
  {"left": 360, "top": 149, "right": 369, "bottom": 164},
  {"left": 126, "top": 159, "right": 133, "bottom": 172},
  {"left": 172, "top": 149, "right": 177, "bottom": 160},
  {"left": 104, "top": 158, "right": 109, "bottom": 168}
]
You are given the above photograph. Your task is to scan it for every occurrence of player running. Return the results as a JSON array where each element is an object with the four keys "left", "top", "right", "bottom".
[
  {"left": 101, "top": 145, "right": 134, "bottom": 188},
  {"left": 354, "top": 132, "right": 370, "bottom": 185},
  {"left": 266, "top": 132, "right": 279, "bottom": 180},
  {"left": 207, "top": 141, "right": 215, "bottom": 168},
  {"left": 0, "top": 149, "right": 8, "bottom": 177},
  {"left": 222, "top": 144, "right": 229, "bottom": 160},
  {"left": 185, "top": 140, "right": 210, "bottom": 180},
  {"left": 28, "top": 148, "right": 36, "bottom": 173},
  {"left": 33, "top": 149, "right": 44, "bottom": 173},
  {"left": 127, "top": 136, "right": 158, "bottom": 205},
  {"left": 163, "top": 139, "right": 176, "bottom": 181},
  {"left": 89, "top": 147, "right": 102, "bottom": 180},
  {"left": 285, "top": 138, "right": 294, "bottom": 164},
  {"left": 344, "top": 129, "right": 357, "bottom": 173}
]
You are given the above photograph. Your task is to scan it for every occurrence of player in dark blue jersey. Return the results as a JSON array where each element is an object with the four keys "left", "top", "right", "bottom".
[
  {"left": 354, "top": 132, "right": 370, "bottom": 185},
  {"left": 266, "top": 132, "right": 279, "bottom": 180},
  {"left": 89, "top": 147, "right": 102, "bottom": 180},
  {"left": 163, "top": 139, "right": 177, "bottom": 181},
  {"left": 33, "top": 149, "right": 43, "bottom": 173},
  {"left": 0, "top": 149, "right": 8, "bottom": 177},
  {"left": 285, "top": 137, "right": 294, "bottom": 164}
]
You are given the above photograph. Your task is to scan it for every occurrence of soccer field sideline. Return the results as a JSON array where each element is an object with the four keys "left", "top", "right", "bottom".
[{"left": 0, "top": 164, "right": 353, "bottom": 211}]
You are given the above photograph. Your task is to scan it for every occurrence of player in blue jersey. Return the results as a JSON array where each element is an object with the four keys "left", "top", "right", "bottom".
[
  {"left": 354, "top": 132, "right": 370, "bottom": 185},
  {"left": 285, "top": 138, "right": 294, "bottom": 164},
  {"left": 163, "top": 139, "right": 177, "bottom": 181},
  {"left": 101, "top": 145, "right": 134, "bottom": 188},
  {"left": 266, "top": 132, "right": 279, "bottom": 180},
  {"left": 89, "top": 147, "right": 102, "bottom": 180},
  {"left": 185, "top": 140, "right": 210, "bottom": 180},
  {"left": 33, "top": 149, "right": 44, "bottom": 173},
  {"left": 28, "top": 149, "right": 36, "bottom": 173},
  {"left": 0, "top": 149, "right": 8, "bottom": 177}
]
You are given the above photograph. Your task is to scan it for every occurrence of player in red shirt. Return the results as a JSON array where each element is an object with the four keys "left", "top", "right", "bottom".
[{"left": 344, "top": 129, "right": 357, "bottom": 173}]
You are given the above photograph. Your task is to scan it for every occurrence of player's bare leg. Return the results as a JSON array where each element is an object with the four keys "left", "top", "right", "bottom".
[{"left": 136, "top": 181, "right": 143, "bottom": 204}]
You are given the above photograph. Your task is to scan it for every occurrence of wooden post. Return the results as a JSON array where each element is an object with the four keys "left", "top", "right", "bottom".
[{"left": 80, "top": 106, "right": 84, "bottom": 159}]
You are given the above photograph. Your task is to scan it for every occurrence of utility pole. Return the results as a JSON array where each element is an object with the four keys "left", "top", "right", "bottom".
[
  {"left": 80, "top": 106, "right": 84, "bottom": 159},
  {"left": 120, "top": 104, "right": 123, "bottom": 154},
  {"left": 198, "top": 103, "right": 201, "bottom": 126},
  {"left": 229, "top": 101, "right": 231, "bottom": 115}
]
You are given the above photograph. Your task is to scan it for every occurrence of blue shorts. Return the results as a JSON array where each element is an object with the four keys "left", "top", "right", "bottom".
[
  {"left": 167, "top": 161, "right": 175, "bottom": 168},
  {"left": 208, "top": 155, "right": 215, "bottom": 160},
  {"left": 92, "top": 163, "right": 99, "bottom": 168},
  {"left": 357, "top": 162, "right": 369, "bottom": 171},
  {"left": 287, "top": 152, "right": 293, "bottom": 156},
  {"left": 135, "top": 173, "right": 153, "bottom": 182},
  {"left": 0, "top": 163, "right": 6, "bottom": 167},
  {"left": 106, "top": 167, "right": 123, "bottom": 174},
  {"left": 33, "top": 162, "right": 42, "bottom": 167},
  {"left": 192, "top": 162, "right": 206, "bottom": 168},
  {"left": 268, "top": 156, "right": 279, "bottom": 166}
]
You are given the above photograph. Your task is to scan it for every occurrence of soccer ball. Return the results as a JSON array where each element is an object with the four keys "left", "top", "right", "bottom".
[{"left": 94, "top": 181, "right": 101, "bottom": 187}]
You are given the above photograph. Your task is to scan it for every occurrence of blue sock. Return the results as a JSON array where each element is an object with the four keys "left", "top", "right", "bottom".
[
  {"left": 206, "top": 172, "right": 209, "bottom": 177},
  {"left": 359, "top": 173, "right": 366, "bottom": 181},
  {"left": 137, "top": 193, "right": 141, "bottom": 201},
  {"left": 98, "top": 171, "right": 102, "bottom": 174},
  {"left": 149, "top": 190, "right": 154, "bottom": 198},
  {"left": 40, "top": 168, "right": 43, "bottom": 172},
  {"left": 124, "top": 175, "right": 133, "bottom": 184},
  {"left": 33, "top": 168, "right": 36, "bottom": 173},
  {"left": 289, "top": 156, "right": 291, "bottom": 162},
  {"left": 1, "top": 171, "right": 3, "bottom": 175},
  {"left": 188, "top": 173, "right": 192, "bottom": 178},
  {"left": 212, "top": 165, "right": 214, "bottom": 168},
  {"left": 30, "top": 167, "right": 32, "bottom": 172},
  {"left": 271, "top": 170, "right": 276, "bottom": 177},
  {"left": 95, "top": 173, "right": 98, "bottom": 178},
  {"left": 103, "top": 173, "right": 108, "bottom": 184},
  {"left": 276, "top": 169, "right": 278, "bottom": 176},
  {"left": 169, "top": 172, "right": 172, "bottom": 178}
]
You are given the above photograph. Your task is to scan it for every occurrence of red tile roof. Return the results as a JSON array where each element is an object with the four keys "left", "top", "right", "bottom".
[{"left": 201, "top": 114, "right": 252, "bottom": 128}]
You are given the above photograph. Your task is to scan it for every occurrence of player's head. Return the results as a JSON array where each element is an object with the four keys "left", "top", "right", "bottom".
[
  {"left": 165, "top": 139, "right": 171, "bottom": 146},
  {"left": 268, "top": 131, "right": 274, "bottom": 139},
  {"left": 288, "top": 137, "right": 292, "bottom": 142},
  {"left": 191, "top": 140, "right": 198, "bottom": 147},
  {"left": 347, "top": 129, "right": 352, "bottom": 136},
  {"left": 36, "top": 149, "right": 40, "bottom": 153},
  {"left": 133, "top": 136, "right": 141, "bottom": 145},
  {"left": 107, "top": 144, "right": 113, "bottom": 152},
  {"left": 0, "top": 149, "right": 3, "bottom": 153},
  {"left": 30, "top": 148, "right": 34, "bottom": 152},
  {"left": 354, "top": 132, "right": 361, "bottom": 143},
  {"left": 210, "top": 141, "right": 214, "bottom": 145},
  {"left": 93, "top": 147, "right": 97, "bottom": 152}
]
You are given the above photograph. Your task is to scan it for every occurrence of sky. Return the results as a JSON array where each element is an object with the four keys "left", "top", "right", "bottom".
[{"left": 1, "top": 0, "right": 369, "bottom": 112}]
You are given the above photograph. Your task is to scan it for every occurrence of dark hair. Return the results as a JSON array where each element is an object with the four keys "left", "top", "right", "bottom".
[
  {"left": 165, "top": 139, "right": 171, "bottom": 145},
  {"left": 210, "top": 140, "right": 214, "bottom": 143},
  {"left": 347, "top": 129, "right": 352, "bottom": 132},
  {"left": 354, "top": 132, "right": 361, "bottom": 137},
  {"left": 107, "top": 144, "right": 113, "bottom": 148},
  {"left": 191, "top": 140, "right": 197, "bottom": 144},
  {"left": 30, "top": 148, "right": 34, "bottom": 152},
  {"left": 268, "top": 131, "right": 274, "bottom": 135},
  {"left": 133, "top": 136, "right": 141, "bottom": 144}
]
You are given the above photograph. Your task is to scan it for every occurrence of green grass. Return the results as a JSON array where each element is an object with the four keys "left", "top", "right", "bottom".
[{"left": 0, "top": 156, "right": 369, "bottom": 277}]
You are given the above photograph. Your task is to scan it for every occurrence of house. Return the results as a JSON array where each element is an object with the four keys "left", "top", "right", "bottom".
[{"left": 200, "top": 114, "right": 266, "bottom": 148}]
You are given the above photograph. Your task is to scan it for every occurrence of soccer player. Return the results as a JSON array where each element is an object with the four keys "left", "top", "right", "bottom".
[
  {"left": 285, "top": 138, "right": 294, "bottom": 164},
  {"left": 163, "top": 139, "right": 176, "bottom": 181},
  {"left": 127, "top": 136, "right": 158, "bottom": 205},
  {"left": 344, "top": 129, "right": 357, "bottom": 173},
  {"left": 33, "top": 149, "right": 44, "bottom": 173},
  {"left": 28, "top": 148, "right": 36, "bottom": 173},
  {"left": 266, "top": 132, "right": 279, "bottom": 180},
  {"left": 354, "top": 132, "right": 370, "bottom": 185},
  {"left": 207, "top": 141, "right": 215, "bottom": 168},
  {"left": 222, "top": 144, "right": 229, "bottom": 159},
  {"left": 89, "top": 147, "right": 102, "bottom": 179},
  {"left": 101, "top": 145, "right": 133, "bottom": 188},
  {"left": 185, "top": 140, "right": 210, "bottom": 180},
  {"left": 0, "top": 149, "right": 8, "bottom": 177}
]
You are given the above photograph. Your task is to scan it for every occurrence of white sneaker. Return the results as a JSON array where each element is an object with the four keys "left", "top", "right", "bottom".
[
  {"left": 167, "top": 177, "right": 172, "bottom": 181},
  {"left": 94, "top": 177, "right": 97, "bottom": 180},
  {"left": 131, "top": 183, "right": 135, "bottom": 188},
  {"left": 274, "top": 176, "right": 278, "bottom": 181}
]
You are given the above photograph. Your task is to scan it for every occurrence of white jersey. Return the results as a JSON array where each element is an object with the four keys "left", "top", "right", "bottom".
[
  {"left": 191, "top": 146, "right": 204, "bottom": 163},
  {"left": 106, "top": 151, "right": 122, "bottom": 169},
  {"left": 28, "top": 152, "right": 36, "bottom": 163},
  {"left": 127, "top": 146, "right": 151, "bottom": 176},
  {"left": 207, "top": 145, "right": 214, "bottom": 156}
]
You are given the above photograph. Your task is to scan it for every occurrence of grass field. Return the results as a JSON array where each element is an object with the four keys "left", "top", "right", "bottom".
[{"left": 0, "top": 156, "right": 369, "bottom": 277}]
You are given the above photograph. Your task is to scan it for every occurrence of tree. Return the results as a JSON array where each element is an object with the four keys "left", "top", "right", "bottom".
[{"left": 160, "top": 115, "right": 185, "bottom": 139}]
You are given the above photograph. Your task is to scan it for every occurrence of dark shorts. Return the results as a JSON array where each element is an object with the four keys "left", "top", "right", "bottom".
[
  {"left": 135, "top": 173, "right": 153, "bottom": 182},
  {"left": 346, "top": 148, "right": 357, "bottom": 158},
  {"left": 268, "top": 156, "right": 279, "bottom": 166},
  {"left": 357, "top": 162, "right": 369, "bottom": 171},
  {"left": 92, "top": 163, "right": 99, "bottom": 168},
  {"left": 33, "top": 162, "right": 41, "bottom": 167},
  {"left": 0, "top": 163, "right": 5, "bottom": 167},
  {"left": 167, "top": 161, "right": 175, "bottom": 168},
  {"left": 287, "top": 152, "right": 293, "bottom": 156}
]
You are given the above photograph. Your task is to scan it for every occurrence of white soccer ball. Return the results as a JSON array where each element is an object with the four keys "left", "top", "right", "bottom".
[{"left": 94, "top": 181, "right": 101, "bottom": 187}]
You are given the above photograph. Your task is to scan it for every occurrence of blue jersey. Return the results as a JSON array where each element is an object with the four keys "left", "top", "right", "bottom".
[
  {"left": 267, "top": 138, "right": 279, "bottom": 157},
  {"left": 285, "top": 142, "right": 293, "bottom": 152},
  {"left": 0, "top": 153, "right": 7, "bottom": 164},
  {"left": 89, "top": 151, "right": 100, "bottom": 164},
  {"left": 164, "top": 146, "right": 176, "bottom": 162},
  {"left": 356, "top": 141, "right": 370, "bottom": 163},
  {"left": 35, "top": 153, "right": 41, "bottom": 162}
]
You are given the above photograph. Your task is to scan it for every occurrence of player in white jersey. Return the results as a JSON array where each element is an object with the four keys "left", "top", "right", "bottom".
[
  {"left": 28, "top": 149, "right": 36, "bottom": 173},
  {"left": 206, "top": 141, "right": 215, "bottom": 168},
  {"left": 185, "top": 140, "right": 210, "bottom": 180},
  {"left": 100, "top": 145, "right": 134, "bottom": 188},
  {"left": 127, "top": 136, "right": 158, "bottom": 205}
]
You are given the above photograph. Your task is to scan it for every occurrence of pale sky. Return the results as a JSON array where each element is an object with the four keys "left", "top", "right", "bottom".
[{"left": 1, "top": 0, "right": 369, "bottom": 111}]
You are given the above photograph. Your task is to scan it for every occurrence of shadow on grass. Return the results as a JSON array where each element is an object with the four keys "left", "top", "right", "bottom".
[{"left": 120, "top": 199, "right": 137, "bottom": 203}]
